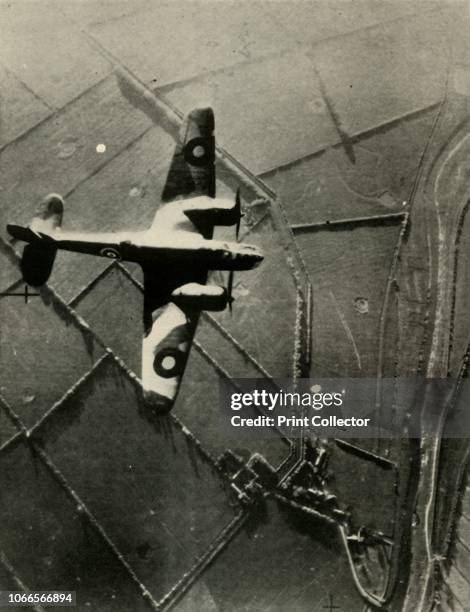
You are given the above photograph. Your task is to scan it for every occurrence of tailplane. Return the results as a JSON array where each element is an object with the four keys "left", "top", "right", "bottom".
[{"left": 6, "top": 225, "right": 42, "bottom": 243}]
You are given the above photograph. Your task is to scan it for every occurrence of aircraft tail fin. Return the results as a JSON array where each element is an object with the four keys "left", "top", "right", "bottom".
[
  {"left": 20, "top": 240, "right": 58, "bottom": 287},
  {"left": 7, "top": 194, "right": 64, "bottom": 287}
]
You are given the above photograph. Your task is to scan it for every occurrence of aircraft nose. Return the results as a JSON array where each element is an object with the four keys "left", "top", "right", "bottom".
[
  {"left": 239, "top": 244, "right": 263, "bottom": 268},
  {"left": 251, "top": 249, "right": 264, "bottom": 267}
]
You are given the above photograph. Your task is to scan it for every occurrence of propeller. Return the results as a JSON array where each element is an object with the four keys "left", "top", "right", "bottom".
[
  {"left": 226, "top": 189, "right": 244, "bottom": 312},
  {"left": 235, "top": 188, "right": 242, "bottom": 241}
]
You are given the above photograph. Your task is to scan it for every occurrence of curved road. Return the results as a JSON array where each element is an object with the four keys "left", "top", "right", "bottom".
[{"left": 403, "top": 118, "right": 470, "bottom": 611}]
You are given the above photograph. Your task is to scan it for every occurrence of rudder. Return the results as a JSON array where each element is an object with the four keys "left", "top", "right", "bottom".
[
  {"left": 21, "top": 241, "right": 57, "bottom": 286},
  {"left": 21, "top": 194, "right": 64, "bottom": 286}
]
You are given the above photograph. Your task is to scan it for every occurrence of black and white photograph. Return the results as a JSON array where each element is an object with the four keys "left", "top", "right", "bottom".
[{"left": 1, "top": 1, "right": 470, "bottom": 610}]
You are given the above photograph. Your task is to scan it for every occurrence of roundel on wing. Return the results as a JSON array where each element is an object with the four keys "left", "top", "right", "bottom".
[
  {"left": 183, "top": 137, "right": 213, "bottom": 167},
  {"left": 153, "top": 347, "right": 185, "bottom": 378}
]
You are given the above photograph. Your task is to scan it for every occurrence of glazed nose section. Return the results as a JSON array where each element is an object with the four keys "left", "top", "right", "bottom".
[
  {"left": 243, "top": 244, "right": 264, "bottom": 268},
  {"left": 218, "top": 242, "right": 264, "bottom": 270},
  {"left": 251, "top": 249, "right": 264, "bottom": 268}
]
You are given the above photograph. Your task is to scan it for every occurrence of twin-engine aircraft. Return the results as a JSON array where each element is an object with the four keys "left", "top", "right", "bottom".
[{"left": 7, "top": 108, "right": 264, "bottom": 412}]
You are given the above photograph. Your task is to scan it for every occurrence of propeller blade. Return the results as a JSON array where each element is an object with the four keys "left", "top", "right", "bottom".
[{"left": 235, "top": 188, "right": 242, "bottom": 240}]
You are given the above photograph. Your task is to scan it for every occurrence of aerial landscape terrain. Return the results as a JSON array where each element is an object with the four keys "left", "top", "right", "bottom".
[{"left": 1, "top": 1, "right": 470, "bottom": 610}]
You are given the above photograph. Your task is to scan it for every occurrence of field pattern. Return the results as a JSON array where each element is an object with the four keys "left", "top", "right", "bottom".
[{"left": 0, "top": 2, "right": 469, "bottom": 610}]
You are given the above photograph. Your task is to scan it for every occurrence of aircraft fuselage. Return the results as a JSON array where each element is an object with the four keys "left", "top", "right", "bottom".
[{"left": 51, "top": 234, "right": 263, "bottom": 271}]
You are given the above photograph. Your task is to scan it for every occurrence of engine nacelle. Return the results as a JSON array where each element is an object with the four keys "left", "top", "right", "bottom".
[
  {"left": 183, "top": 191, "right": 242, "bottom": 229},
  {"left": 171, "top": 283, "right": 228, "bottom": 311}
]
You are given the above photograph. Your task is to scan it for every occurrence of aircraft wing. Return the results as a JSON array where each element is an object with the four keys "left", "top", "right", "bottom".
[
  {"left": 141, "top": 300, "right": 199, "bottom": 413},
  {"left": 141, "top": 107, "right": 216, "bottom": 412}
]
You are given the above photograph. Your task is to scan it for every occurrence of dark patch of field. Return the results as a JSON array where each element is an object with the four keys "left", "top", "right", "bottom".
[
  {"left": 34, "top": 356, "right": 239, "bottom": 603},
  {"left": 174, "top": 342, "right": 291, "bottom": 470},
  {"left": 0, "top": 292, "right": 103, "bottom": 428},
  {"left": 72, "top": 265, "right": 142, "bottom": 374},
  {"left": 0, "top": 248, "right": 21, "bottom": 293},
  {"left": 172, "top": 499, "right": 364, "bottom": 612},
  {"left": 0, "top": 437, "right": 151, "bottom": 611},
  {"left": 328, "top": 443, "right": 397, "bottom": 535}
]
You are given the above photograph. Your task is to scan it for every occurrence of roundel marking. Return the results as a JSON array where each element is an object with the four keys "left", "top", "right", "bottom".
[
  {"left": 162, "top": 355, "right": 176, "bottom": 370},
  {"left": 100, "top": 247, "right": 121, "bottom": 260},
  {"left": 184, "top": 137, "right": 213, "bottom": 167},
  {"left": 153, "top": 347, "right": 185, "bottom": 378}
]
